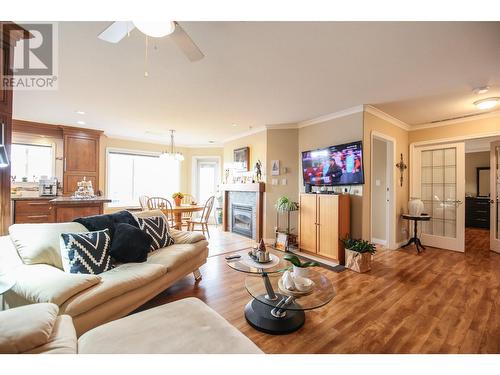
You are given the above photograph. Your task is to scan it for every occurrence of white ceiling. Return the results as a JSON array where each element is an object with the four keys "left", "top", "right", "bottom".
[{"left": 12, "top": 21, "right": 500, "bottom": 146}]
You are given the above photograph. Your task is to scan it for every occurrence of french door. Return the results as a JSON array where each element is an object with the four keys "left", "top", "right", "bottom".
[
  {"left": 490, "top": 141, "right": 500, "bottom": 253},
  {"left": 412, "top": 142, "right": 465, "bottom": 252}
]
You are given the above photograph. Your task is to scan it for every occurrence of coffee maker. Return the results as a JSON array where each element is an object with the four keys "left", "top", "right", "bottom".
[{"left": 39, "top": 177, "right": 58, "bottom": 196}]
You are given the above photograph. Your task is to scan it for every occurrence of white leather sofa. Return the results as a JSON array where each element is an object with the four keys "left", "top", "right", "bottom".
[
  {"left": 0, "top": 210, "right": 209, "bottom": 336},
  {"left": 0, "top": 299, "right": 263, "bottom": 354}
]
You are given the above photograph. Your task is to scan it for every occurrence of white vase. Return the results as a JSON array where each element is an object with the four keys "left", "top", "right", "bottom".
[
  {"left": 293, "top": 265, "right": 309, "bottom": 278},
  {"left": 408, "top": 198, "right": 424, "bottom": 216}
]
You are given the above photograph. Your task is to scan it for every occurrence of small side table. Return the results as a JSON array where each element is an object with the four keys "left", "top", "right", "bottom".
[
  {"left": 401, "top": 214, "right": 432, "bottom": 254},
  {"left": 0, "top": 273, "right": 15, "bottom": 310}
]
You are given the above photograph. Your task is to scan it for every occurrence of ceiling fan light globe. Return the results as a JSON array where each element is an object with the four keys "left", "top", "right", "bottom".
[{"left": 133, "top": 21, "right": 176, "bottom": 38}]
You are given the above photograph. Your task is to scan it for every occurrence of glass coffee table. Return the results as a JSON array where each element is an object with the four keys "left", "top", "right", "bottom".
[{"left": 226, "top": 248, "right": 335, "bottom": 334}]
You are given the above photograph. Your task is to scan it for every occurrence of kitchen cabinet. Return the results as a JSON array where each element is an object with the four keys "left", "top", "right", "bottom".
[{"left": 62, "top": 129, "right": 101, "bottom": 195}]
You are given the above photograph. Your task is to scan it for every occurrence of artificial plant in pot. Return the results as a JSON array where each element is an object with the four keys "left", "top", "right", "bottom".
[
  {"left": 342, "top": 238, "right": 377, "bottom": 273},
  {"left": 283, "top": 254, "right": 319, "bottom": 278},
  {"left": 172, "top": 192, "right": 184, "bottom": 206},
  {"left": 275, "top": 196, "right": 299, "bottom": 213}
]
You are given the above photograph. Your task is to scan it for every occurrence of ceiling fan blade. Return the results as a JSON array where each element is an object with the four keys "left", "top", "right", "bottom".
[
  {"left": 170, "top": 22, "right": 204, "bottom": 62},
  {"left": 98, "top": 21, "right": 135, "bottom": 43}
]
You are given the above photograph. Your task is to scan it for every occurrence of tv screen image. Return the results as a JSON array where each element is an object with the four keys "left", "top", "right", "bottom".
[{"left": 302, "top": 141, "right": 364, "bottom": 186}]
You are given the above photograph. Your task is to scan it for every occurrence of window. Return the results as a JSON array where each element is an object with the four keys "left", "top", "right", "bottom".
[
  {"left": 107, "top": 150, "right": 180, "bottom": 207},
  {"left": 11, "top": 143, "right": 54, "bottom": 182}
]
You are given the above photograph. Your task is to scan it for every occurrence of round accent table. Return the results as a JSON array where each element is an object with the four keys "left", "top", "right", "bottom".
[
  {"left": 401, "top": 213, "right": 432, "bottom": 253},
  {"left": 227, "top": 248, "right": 335, "bottom": 334}
]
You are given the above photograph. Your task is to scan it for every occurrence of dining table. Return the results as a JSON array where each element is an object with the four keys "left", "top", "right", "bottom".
[{"left": 160, "top": 204, "right": 204, "bottom": 230}]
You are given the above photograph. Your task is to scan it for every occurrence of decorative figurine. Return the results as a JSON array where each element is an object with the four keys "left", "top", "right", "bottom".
[{"left": 254, "top": 160, "right": 262, "bottom": 182}]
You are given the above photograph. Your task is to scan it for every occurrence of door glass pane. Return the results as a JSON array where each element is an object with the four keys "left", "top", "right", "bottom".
[
  {"left": 421, "top": 147, "right": 457, "bottom": 238},
  {"left": 198, "top": 162, "right": 216, "bottom": 204}
]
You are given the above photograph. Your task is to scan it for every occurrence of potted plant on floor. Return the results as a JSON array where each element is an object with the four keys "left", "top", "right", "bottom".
[
  {"left": 342, "top": 238, "right": 377, "bottom": 273},
  {"left": 172, "top": 192, "right": 184, "bottom": 207},
  {"left": 283, "top": 254, "right": 319, "bottom": 278}
]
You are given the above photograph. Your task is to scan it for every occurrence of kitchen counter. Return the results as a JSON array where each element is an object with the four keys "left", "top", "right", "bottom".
[
  {"left": 49, "top": 196, "right": 112, "bottom": 205},
  {"left": 11, "top": 195, "right": 57, "bottom": 201},
  {"left": 11, "top": 195, "right": 111, "bottom": 224}
]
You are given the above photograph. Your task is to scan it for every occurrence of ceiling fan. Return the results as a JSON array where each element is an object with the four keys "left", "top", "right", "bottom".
[{"left": 97, "top": 21, "right": 204, "bottom": 62}]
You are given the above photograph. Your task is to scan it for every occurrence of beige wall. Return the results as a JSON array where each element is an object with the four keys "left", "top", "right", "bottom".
[
  {"left": 363, "top": 111, "right": 409, "bottom": 245},
  {"left": 298, "top": 112, "right": 364, "bottom": 238},
  {"left": 223, "top": 130, "right": 267, "bottom": 176},
  {"left": 99, "top": 136, "right": 223, "bottom": 205},
  {"left": 372, "top": 138, "right": 387, "bottom": 241},
  {"left": 465, "top": 151, "right": 490, "bottom": 197},
  {"left": 265, "top": 128, "right": 299, "bottom": 239},
  {"left": 409, "top": 115, "right": 500, "bottom": 144}
]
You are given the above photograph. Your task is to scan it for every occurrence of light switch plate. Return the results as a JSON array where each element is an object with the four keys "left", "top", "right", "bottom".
[
  {"left": 281, "top": 178, "right": 287, "bottom": 185},
  {"left": 272, "top": 178, "right": 278, "bottom": 185}
]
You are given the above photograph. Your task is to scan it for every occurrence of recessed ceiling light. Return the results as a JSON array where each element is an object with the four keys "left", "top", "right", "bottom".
[
  {"left": 474, "top": 97, "right": 500, "bottom": 110},
  {"left": 77, "top": 120, "right": 86, "bottom": 125},
  {"left": 75, "top": 110, "right": 85, "bottom": 115},
  {"left": 232, "top": 124, "right": 237, "bottom": 127},
  {"left": 208, "top": 140, "right": 215, "bottom": 144},
  {"left": 473, "top": 86, "right": 489, "bottom": 95}
]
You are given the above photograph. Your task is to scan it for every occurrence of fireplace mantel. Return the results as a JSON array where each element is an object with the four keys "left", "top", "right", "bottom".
[
  {"left": 220, "top": 182, "right": 265, "bottom": 193},
  {"left": 221, "top": 183, "right": 265, "bottom": 240}
]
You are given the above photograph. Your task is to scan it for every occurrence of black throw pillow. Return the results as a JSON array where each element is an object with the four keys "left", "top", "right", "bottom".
[
  {"left": 74, "top": 210, "right": 139, "bottom": 237},
  {"left": 110, "top": 223, "right": 151, "bottom": 263}
]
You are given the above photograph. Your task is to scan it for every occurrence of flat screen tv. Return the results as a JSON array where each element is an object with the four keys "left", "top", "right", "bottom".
[{"left": 302, "top": 141, "right": 364, "bottom": 186}]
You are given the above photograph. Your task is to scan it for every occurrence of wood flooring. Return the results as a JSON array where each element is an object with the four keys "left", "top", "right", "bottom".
[{"left": 140, "top": 227, "right": 500, "bottom": 354}]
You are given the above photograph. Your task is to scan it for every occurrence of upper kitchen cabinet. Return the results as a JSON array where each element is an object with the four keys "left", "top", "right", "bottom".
[{"left": 62, "top": 128, "right": 102, "bottom": 195}]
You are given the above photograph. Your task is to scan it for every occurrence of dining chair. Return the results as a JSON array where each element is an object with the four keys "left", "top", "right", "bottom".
[
  {"left": 187, "top": 196, "right": 215, "bottom": 238},
  {"left": 139, "top": 195, "right": 150, "bottom": 210},
  {"left": 180, "top": 193, "right": 196, "bottom": 228},
  {"left": 147, "top": 197, "right": 175, "bottom": 228}
]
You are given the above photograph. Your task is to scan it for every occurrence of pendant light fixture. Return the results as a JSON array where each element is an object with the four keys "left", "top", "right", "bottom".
[
  {"left": 160, "top": 129, "right": 184, "bottom": 161},
  {"left": 0, "top": 122, "right": 9, "bottom": 168}
]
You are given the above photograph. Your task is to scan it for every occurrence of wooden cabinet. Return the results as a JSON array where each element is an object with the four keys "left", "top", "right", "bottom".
[
  {"left": 299, "top": 193, "right": 350, "bottom": 264},
  {"left": 13, "top": 199, "right": 54, "bottom": 224},
  {"left": 465, "top": 197, "right": 490, "bottom": 229},
  {"left": 0, "top": 23, "right": 29, "bottom": 234},
  {"left": 53, "top": 204, "right": 102, "bottom": 223},
  {"left": 63, "top": 130, "right": 100, "bottom": 195}
]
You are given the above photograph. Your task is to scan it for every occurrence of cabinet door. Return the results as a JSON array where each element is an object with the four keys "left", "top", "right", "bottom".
[
  {"left": 63, "top": 133, "right": 99, "bottom": 195},
  {"left": 299, "top": 194, "right": 317, "bottom": 253},
  {"left": 0, "top": 113, "right": 11, "bottom": 234},
  {"left": 0, "top": 39, "right": 13, "bottom": 114},
  {"left": 317, "top": 195, "right": 339, "bottom": 260},
  {"left": 64, "top": 134, "right": 98, "bottom": 173}
]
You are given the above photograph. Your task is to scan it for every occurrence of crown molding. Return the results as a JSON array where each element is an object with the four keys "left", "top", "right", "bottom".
[
  {"left": 265, "top": 123, "right": 298, "bottom": 130},
  {"left": 297, "top": 105, "right": 364, "bottom": 128},
  {"left": 409, "top": 110, "right": 500, "bottom": 131},
  {"left": 105, "top": 133, "right": 224, "bottom": 148},
  {"left": 221, "top": 126, "right": 267, "bottom": 143},
  {"left": 364, "top": 105, "right": 410, "bottom": 131}
]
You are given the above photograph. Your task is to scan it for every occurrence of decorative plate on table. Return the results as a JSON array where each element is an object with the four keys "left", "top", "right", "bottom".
[{"left": 278, "top": 278, "right": 315, "bottom": 297}]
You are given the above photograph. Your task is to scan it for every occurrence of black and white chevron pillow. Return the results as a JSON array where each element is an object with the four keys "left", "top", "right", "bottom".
[
  {"left": 61, "top": 229, "right": 113, "bottom": 274},
  {"left": 137, "top": 216, "right": 174, "bottom": 252}
]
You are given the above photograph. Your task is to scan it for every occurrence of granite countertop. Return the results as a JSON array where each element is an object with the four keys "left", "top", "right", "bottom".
[
  {"left": 49, "top": 196, "right": 112, "bottom": 205},
  {"left": 11, "top": 195, "right": 59, "bottom": 201}
]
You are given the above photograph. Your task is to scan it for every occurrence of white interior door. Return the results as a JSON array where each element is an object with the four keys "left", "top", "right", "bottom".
[
  {"left": 490, "top": 141, "right": 500, "bottom": 253},
  {"left": 412, "top": 142, "right": 465, "bottom": 252}
]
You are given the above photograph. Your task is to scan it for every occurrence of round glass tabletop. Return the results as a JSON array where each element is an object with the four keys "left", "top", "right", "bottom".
[
  {"left": 226, "top": 248, "right": 290, "bottom": 275},
  {"left": 244, "top": 270, "right": 335, "bottom": 311}
]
